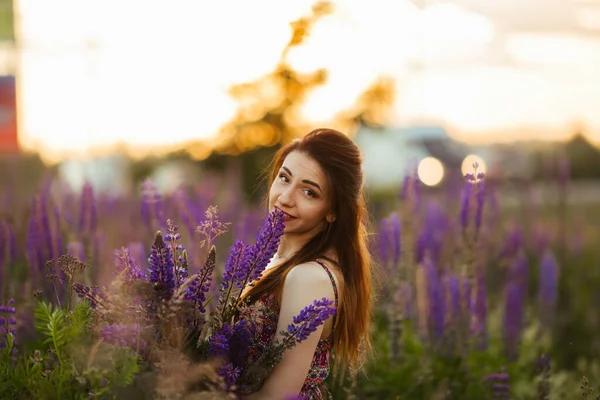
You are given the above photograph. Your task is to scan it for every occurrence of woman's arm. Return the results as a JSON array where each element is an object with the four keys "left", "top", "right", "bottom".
[{"left": 245, "top": 262, "right": 336, "bottom": 400}]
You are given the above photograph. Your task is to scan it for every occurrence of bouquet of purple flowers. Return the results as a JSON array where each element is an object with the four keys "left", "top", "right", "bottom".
[{"left": 68, "top": 206, "right": 336, "bottom": 398}]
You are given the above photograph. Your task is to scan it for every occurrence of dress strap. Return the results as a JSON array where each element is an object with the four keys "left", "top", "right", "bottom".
[{"left": 314, "top": 259, "right": 339, "bottom": 331}]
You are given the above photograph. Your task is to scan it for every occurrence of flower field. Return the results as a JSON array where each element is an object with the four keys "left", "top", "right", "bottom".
[{"left": 1, "top": 155, "right": 599, "bottom": 399}]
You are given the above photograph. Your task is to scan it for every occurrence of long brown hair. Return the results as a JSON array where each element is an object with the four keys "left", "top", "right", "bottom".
[{"left": 241, "top": 128, "right": 373, "bottom": 370}]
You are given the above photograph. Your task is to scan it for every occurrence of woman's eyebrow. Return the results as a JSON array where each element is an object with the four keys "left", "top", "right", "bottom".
[{"left": 282, "top": 166, "right": 322, "bottom": 193}]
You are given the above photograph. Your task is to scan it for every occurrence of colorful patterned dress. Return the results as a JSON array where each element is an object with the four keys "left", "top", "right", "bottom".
[{"left": 240, "top": 259, "right": 339, "bottom": 399}]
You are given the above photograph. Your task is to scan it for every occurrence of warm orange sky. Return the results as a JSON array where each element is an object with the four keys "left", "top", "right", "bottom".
[{"left": 13, "top": 0, "right": 600, "bottom": 162}]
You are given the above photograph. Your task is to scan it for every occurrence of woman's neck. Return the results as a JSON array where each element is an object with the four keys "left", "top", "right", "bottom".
[{"left": 275, "top": 235, "right": 307, "bottom": 259}]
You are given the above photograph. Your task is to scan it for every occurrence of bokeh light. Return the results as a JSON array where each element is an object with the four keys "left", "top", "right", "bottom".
[
  {"left": 417, "top": 156, "right": 445, "bottom": 186},
  {"left": 461, "top": 154, "right": 487, "bottom": 178}
]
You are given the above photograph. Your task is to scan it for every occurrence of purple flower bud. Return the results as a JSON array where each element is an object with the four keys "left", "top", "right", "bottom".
[
  {"left": 26, "top": 210, "right": 46, "bottom": 287},
  {"left": 286, "top": 298, "right": 336, "bottom": 342},
  {"left": 0, "top": 299, "right": 17, "bottom": 348},
  {"left": 538, "top": 250, "right": 558, "bottom": 328},
  {"left": 377, "top": 218, "right": 391, "bottom": 267},
  {"left": 503, "top": 280, "right": 524, "bottom": 361},
  {"left": 425, "top": 259, "right": 444, "bottom": 340},
  {"left": 209, "top": 323, "right": 233, "bottom": 358},
  {"left": 114, "top": 247, "right": 146, "bottom": 281},
  {"left": 484, "top": 368, "right": 510, "bottom": 398},
  {"left": 499, "top": 226, "right": 524, "bottom": 260},
  {"left": 72, "top": 282, "right": 107, "bottom": 309},
  {"left": 147, "top": 231, "right": 176, "bottom": 299},
  {"left": 415, "top": 229, "right": 427, "bottom": 264},
  {"left": 246, "top": 208, "right": 285, "bottom": 285},
  {"left": 217, "top": 363, "right": 241, "bottom": 390},
  {"left": 185, "top": 246, "right": 216, "bottom": 313},
  {"left": 390, "top": 212, "right": 401, "bottom": 266}
]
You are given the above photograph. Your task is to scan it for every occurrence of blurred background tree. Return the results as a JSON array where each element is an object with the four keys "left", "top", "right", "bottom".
[{"left": 179, "top": 1, "right": 397, "bottom": 203}]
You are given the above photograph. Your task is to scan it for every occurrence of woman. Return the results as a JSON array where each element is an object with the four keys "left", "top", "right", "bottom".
[{"left": 239, "top": 128, "right": 373, "bottom": 399}]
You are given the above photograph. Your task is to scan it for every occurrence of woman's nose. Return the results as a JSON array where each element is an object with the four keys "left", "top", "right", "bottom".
[{"left": 278, "top": 187, "right": 295, "bottom": 206}]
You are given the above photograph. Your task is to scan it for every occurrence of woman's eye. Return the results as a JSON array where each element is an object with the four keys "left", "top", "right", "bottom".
[
  {"left": 279, "top": 174, "right": 289, "bottom": 182},
  {"left": 305, "top": 189, "right": 316, "bottom": 198}
]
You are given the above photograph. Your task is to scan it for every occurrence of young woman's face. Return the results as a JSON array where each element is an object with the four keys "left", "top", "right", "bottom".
[{"left": 268, "top": 150, "right": 334, "bottom": 238}]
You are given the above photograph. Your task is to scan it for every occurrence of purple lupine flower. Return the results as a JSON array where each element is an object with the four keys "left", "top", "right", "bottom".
[
  {"left": 0, "top": 299, "right": 17, "bottom": 349},
  {"left": 209, "top": 323, "right": 233, "bottom": 357},
  {"left": 484, "top": 367, "right": 510, "bottom": 398},
  {"left": 474, "top": 179, "right": 486, "bottom": 235},
  {"left": 99, "top": 323, "right": 146, "bottom": 351},
  {"left": 399, "top": 281, "right": 414, "bottom": 319},
  {"left": 538, "top": 250, "right": 558, "bottom": 328},
  {"left": 164, "top": 219, "right": 188, "bottom": 288},
  {"left": 499, "top": 226, "right": 524, "bottom": 260},
  {"left": 78, "top": 182, "right": 97, "bottom": 237},
  {"left": 173, "top": 188, "right": 200, "bottom": 238},
  {"left": 228, "top": 319, "right": 254, "bottom": 369},
  {"left": 51, "top": 204, "right": 64, "bottom": 258},
  {"left": 26, "top": 210, "right": 46, "bottom": 287},
  {"left": 114, "top": 247, "right": 146, "bottom": 281},
  {"left": 503, "top": 280, "right": 524, "bottom": 361},
  {"left": 72, "top": 282, "right": 107, "bottom": 309},
  {"left": 244, "top": 208, "right": 285, "bottom": 285},
  {"left": 400, "top": 174, "right": 412, "bottom": 201},
  {"left": 286, "top": 298, "right": 336, "bottom": 342},
  {"left": 185, "top": 246, "right": 216, "bottom": 313},
  {"left": 148, "top": 232, "right": 176, "bottom": 299},
  {"left": 141, "top": 179, "right": 164, "bottom": 232},
  {"left": 128, "top": 242, "right": 147, "bottom": 269},
  {"left": 377, "top": 218, "right": 391, "bottom": 268},
  {"left": 220, "top": 240, "right": 249, "bottom": 292},
  {"left": 422, "top": 201, "right": 448, "bottom": 265},
  {"left": 425, "top": 259, "right": 444, "bottom": 340},
  {"left": 446, "top": 275, "right": 461, "bottom": 322},
  {"left": 33, "top": 193, "right": 54, "bottom": 262},
  {"left": 0, "top": 220, "right": 16, "bottom": 278},
  {"left": 508, "top": 252, "right": 529, "bottom": 299},
  {"left": 472, "top": 270, "right": 488, "bottom": 349},
  {"left": 390, "top": 212, "right": 401, "bottom": 267},
  {"left": 217, "top": 363, "right": 241, "bottom": 390},
  {"left": 412, "top": 170, "right": 422, "bottom": 210},
  {"left": 67, "top": 242, "right": 86, "bottom": 263},
  {"left": 459, "top": 181, "right": 474, "bottom": 231}
]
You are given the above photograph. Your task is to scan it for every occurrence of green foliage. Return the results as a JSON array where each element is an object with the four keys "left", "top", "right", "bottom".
[{"left": 0, "top": 300, "right": 142, "bottom": 399}]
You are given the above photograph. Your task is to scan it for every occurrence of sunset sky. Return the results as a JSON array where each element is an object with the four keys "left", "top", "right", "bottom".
[{"left": 13, "top": 0, "right": 600, "bottom": 162}]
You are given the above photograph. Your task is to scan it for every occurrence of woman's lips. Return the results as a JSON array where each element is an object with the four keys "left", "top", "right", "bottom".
[
  {"left": 275, "top": 207, "right": 296, "bottom": 220},
  {"left": 281, "top": 210, "right": 296, "bottom": 220}
]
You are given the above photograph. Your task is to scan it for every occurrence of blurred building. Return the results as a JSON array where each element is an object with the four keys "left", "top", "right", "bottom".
[
  {"left": 354, "top": 124, "right": 532, "bottom": 191},
  {"left": 0, "top": 75, "right": 17, "bottom": 154},
  {"left": 58, "top": 154, "right": 131, "bottom": 196}
]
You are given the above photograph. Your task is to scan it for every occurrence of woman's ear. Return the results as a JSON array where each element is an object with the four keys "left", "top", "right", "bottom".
[{"left": 326, "top": 213, "right": 336, "bottom": 223}]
